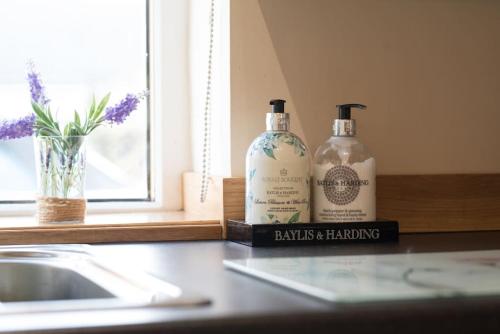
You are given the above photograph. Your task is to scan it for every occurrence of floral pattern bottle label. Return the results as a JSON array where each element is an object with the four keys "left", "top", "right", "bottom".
[
  {"left": 313, "top": 159, "right": 375, "bottom": 222},
  {"left": 246, "top": 132, "right": 311, "bottom": 224}
]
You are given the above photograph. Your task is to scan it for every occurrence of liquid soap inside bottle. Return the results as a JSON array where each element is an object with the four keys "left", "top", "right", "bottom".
[
  {"left": 313, "top": 104, "right": 376, "bottom": 222},
  {"left": 245, "top": 99, "right": 311, "bottom": 224}
]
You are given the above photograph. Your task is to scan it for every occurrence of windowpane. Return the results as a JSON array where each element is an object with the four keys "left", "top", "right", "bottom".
[{"left": 0, "top": 0, "right": 149, "bottom": 202}]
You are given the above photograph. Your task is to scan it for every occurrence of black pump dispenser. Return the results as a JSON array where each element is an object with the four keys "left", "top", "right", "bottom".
[
  {"left": 336, "top": 103, "right": 366, "bottom": 120},
  {"left": 266, "top": 99, "right": 289, "bottom": 131},
  {"left": 270, "top": 99, "right": 286, "bottom": 113},
  {"left": 333, "top": 103, "right": 367, "bottom": 137}
]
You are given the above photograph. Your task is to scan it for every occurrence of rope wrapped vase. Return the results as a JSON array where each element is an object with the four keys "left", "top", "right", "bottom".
[
  {"left": 35, "top": 136, "right": 88, "bottom": 225},
  {"left": 37, "top": 197, "right": 86, "bottom": 224}
]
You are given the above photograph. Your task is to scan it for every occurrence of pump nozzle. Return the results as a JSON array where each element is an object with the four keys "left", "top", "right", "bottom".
[
  {"left": 336, "top": 103, "right": 366, "bottom": 120},
  {"left": 333, "top": 103, "right": 367, "bottom": 137},
  {"left": 270, "top": 99, "right": 286, "bottom": 113},
  {"left": 266, "top": 99, "right": 289, "bottom": 130}
]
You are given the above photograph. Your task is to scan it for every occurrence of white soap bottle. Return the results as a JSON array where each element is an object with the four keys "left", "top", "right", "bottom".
[
  {"left": 245, "top": 99, "right": 311, "bottom": 224},
  {"left": 313, "top": 104, "right": 376, "bottom": 222}
]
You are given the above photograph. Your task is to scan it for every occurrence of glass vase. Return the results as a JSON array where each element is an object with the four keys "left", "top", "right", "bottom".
[{"left": 34, "top": 136, "right": 87, "bottom": 224}]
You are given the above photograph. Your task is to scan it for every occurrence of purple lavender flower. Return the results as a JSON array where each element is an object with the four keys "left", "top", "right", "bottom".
[
  {"left": 104, "top": 92, "right": 145, "bottom": 125},
  {"left": 0, "top": 114, "right": 35, "bottom": 140},
  {"left": 27, "top": 62, "right": 50, "bottom": 107}
]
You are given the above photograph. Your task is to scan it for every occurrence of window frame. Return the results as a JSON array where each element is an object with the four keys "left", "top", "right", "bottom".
[{"left": 0, "top": 0, "right": 192, "bottom": 217}]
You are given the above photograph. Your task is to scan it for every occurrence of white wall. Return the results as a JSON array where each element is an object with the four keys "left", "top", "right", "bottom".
[
  {"left": 190, "top": 0, "right": 231, "bottom": 177},
  {"left": 230, "top": 0, "right": 500, "bottom": 176},
  {"left": 230, "top": 0, "right": 307, "bottom": 177}
]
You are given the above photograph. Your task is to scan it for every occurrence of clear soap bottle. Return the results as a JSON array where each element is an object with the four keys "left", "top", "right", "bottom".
[
  {"left": 313, "top": 104, "right": 376, "bottom": 222},
  {"left": 245, "top": 99, "right": 311, "bottom": 224}
]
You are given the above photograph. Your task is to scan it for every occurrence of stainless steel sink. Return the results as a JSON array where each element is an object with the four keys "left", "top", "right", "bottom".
[
  {"left": 0, "top": 262, "right": 114, "bottom": 302},
  {"left": 0, "top": 245, "right": 209, "bottom": 314}
]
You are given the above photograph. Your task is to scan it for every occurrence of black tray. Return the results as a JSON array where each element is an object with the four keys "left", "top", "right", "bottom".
[{"left": 227, "top": 219, "right": 399, "bottom": 247}]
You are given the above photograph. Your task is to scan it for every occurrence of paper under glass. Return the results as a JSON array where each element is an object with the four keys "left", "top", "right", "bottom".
[{"left": 223, "top": 250, "right": 500, "bottom": 303}]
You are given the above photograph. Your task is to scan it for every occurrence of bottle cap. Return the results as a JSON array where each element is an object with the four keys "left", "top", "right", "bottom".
[
  {"left": 333, "top": 104, "right": 366, "bottom": 136},
  {"left": 266, "top": 99, "right": 289, "bottom": 131}
]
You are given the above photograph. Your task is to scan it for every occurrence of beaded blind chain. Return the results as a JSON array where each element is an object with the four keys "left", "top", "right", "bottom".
[{"left": 200, "top": 0, "right": 215, "bottom": 203}]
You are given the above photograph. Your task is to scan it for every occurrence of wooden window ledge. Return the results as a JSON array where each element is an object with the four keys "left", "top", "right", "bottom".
[
  {"left": 183, "top": 172, "right": 500, "bottom": 237},
  {"left": 4, "top": 172, "right": 500, "bottom": 245},
  {"left": 0, "top": 212, "right": 221, "bottom": 245}
]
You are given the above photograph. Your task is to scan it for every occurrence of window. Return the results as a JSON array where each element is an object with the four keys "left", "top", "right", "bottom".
[
  {"left": 0, "top": 0, "right": 228, "bottom": 243},
  {"left": 0, "top": 0, "right": 150, "bottom": 204},
  {"left": 0, "top": 0, "right": 225, "bottom": 218}
]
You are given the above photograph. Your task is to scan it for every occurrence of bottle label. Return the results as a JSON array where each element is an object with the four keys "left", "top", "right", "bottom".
[
  {"left": 246, "top": 132, "right": 310, "bottom": 224},
  {"left": 313, "top": 159, "right": 375, "bottom": 222}
]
